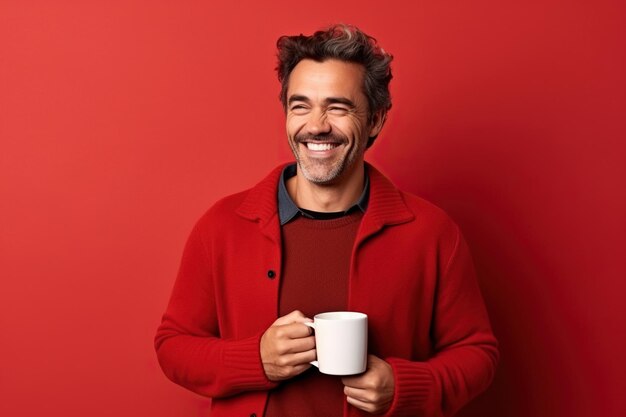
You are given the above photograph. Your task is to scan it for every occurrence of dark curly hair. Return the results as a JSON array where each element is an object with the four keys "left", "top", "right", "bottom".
[{"left": 276, "top": 24, "right": 393, "bottom": 148}]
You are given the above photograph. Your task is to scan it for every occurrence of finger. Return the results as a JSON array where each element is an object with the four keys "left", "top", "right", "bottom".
[
  {"left": 281, "top": 335, "right": 315, "bottom": 354},
  {"left": 346, "top": 396, "right": 377, "bottom": 414},
  {"left": 288, "top": 322, "right": 314, "bottom": 338},
  {"left": 273, "top": 335, "right": 315, "bottom": 355},
  {"left": 342, "top": 373, "right": 369, "bottom": 389},
  {"left": 367, "top": 354, "right": 380, "bottom": 365},
  {"left": 344, "top": 386, "right": 371, "bottom": 403},
  {"left": 275, "top": 322, "right": 314, "bottom": 339},
  {"left": 276, "top": 349, "right": 317, "bottom": 366},
  {"left": 273, "top": 310, "right": 311, "bottom": 326},
  {"left": 289, "top": 363, "right": 313, "bottom": 377}
]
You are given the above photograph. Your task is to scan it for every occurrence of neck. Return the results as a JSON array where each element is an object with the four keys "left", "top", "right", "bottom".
[{"left": 287, "top": 162, "right": 365, "bottom": 212}]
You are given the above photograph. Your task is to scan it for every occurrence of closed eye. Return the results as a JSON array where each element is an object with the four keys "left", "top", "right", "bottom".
[
  {"left": 290, "top": 105, "right": 309, "bottom": 114},
  {"left": 328, "top": 106, "right": 350, "bottom": 115}
]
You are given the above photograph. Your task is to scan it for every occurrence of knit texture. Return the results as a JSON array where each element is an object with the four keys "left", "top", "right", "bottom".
[
  {"left": 265, "top": 212, "right": 363, "bottom": 417},
  {"left": 155, "top": 163, "right": 499, "bottom": 417}
]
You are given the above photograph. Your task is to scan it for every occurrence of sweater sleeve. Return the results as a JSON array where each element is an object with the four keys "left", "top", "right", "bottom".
[
  {"left": 384, "top": 227, "right": 499, "bottom": 417},
  {"left": 154, "top": 218, "right": 277, "bottom": 398}
]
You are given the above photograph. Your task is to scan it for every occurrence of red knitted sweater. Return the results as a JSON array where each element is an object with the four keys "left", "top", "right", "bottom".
[
  {"left": 155, "top": 163, "right": 499, "bottom": 417},
  {"left": 265, "top": 212, "right": 363, "bottom": 416}
]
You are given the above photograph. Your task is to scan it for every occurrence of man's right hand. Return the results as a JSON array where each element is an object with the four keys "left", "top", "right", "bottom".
[{"left": 260, "top": 310, "right": 316, "bottom": 381}]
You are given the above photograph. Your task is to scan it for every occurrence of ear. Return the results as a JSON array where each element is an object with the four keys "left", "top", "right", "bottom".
[{"left": 368, "top": 110, "right": 387, "bottom": 138}]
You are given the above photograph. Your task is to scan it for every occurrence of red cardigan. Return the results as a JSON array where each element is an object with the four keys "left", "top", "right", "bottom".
[{"left": 155, "top": 163, "right": 499, "bottom": 417}]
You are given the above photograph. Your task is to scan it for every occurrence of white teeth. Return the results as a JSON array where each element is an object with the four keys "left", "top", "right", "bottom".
[{"left": 306, "top": 143, "right": 338, "bottom": 151}]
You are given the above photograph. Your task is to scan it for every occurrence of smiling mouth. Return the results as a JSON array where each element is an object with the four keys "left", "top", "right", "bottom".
[{"left": 305, "top": 142, "right": 340, "bottom": 151}]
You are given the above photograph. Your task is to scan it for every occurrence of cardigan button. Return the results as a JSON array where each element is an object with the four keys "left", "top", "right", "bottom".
[
  {"left": 250, "top": 414, "right": 257, "bottom": 417},
  {"left": 267, "top": 270, "right": 276, "bottom": 279}
]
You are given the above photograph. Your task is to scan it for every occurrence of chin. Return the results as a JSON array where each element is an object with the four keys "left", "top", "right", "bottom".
[{"left": 299, "top": 162, "right": 346, "bottom": 185}]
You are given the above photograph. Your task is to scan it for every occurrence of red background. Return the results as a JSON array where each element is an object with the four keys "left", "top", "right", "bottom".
[{"left": 1, "top": 1, "right": 624, "bottom": 416}]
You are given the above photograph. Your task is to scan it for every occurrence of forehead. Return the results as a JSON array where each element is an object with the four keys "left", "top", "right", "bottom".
[{"left": 287, "top": 59, "right": 366, "bottom": 102}]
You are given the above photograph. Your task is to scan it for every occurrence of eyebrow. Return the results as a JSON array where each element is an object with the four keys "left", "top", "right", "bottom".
[{"left": 288, "top": 95, "right": 356, "bottom": 108}]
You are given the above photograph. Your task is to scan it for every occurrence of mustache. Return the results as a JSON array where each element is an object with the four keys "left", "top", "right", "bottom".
[{"left": 295, "top": 132, "right": 348, "bottom": 143}]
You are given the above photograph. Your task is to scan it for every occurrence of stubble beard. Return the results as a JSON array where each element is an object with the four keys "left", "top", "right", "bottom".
[{"left": 290, "top": 133, "right": 361, "bottom": 186}]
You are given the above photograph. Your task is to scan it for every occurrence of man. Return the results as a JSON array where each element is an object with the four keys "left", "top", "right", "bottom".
[{"left": 155, "top": 24, "right": 498, "bottom": 417}]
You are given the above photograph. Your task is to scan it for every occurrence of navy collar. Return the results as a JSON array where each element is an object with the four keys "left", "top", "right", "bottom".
[{"left": 277, "top": 163, "right": 370, "bottom": 225}]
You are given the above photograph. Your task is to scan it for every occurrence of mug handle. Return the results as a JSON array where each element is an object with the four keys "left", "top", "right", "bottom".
[{"left": 304, "top": 321, "right": 319, "bottom": 368}]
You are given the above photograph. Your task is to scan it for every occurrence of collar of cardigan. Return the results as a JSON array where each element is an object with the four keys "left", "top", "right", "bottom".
[{"left": 235, "top": 162, "right": 415, "bottom": 230}]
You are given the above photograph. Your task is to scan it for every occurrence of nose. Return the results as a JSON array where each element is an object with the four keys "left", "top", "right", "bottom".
[{"left": 305, "top": 108, "right": 331, "bottom": 136}]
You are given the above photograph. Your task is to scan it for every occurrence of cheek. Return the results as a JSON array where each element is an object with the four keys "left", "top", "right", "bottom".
[
  {"left": 286, "top": 116, "right": 306, "bottom": 136},
  {"left": 338, "top": 118, "right": 367, "bottom": 139}
]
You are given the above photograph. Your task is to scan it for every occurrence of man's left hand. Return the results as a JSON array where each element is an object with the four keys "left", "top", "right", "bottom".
[{"left": 342, "top": 355, "right": 395, "bottom": 414}]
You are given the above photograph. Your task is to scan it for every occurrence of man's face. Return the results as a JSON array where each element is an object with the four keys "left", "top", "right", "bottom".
[{"left": 285, "top": 59, "right": 382, "bottom": 186}]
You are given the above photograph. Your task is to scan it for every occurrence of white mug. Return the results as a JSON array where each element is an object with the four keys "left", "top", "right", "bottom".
[{"left": 304, "top": 311, "right": 368, "bottom": 375}]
